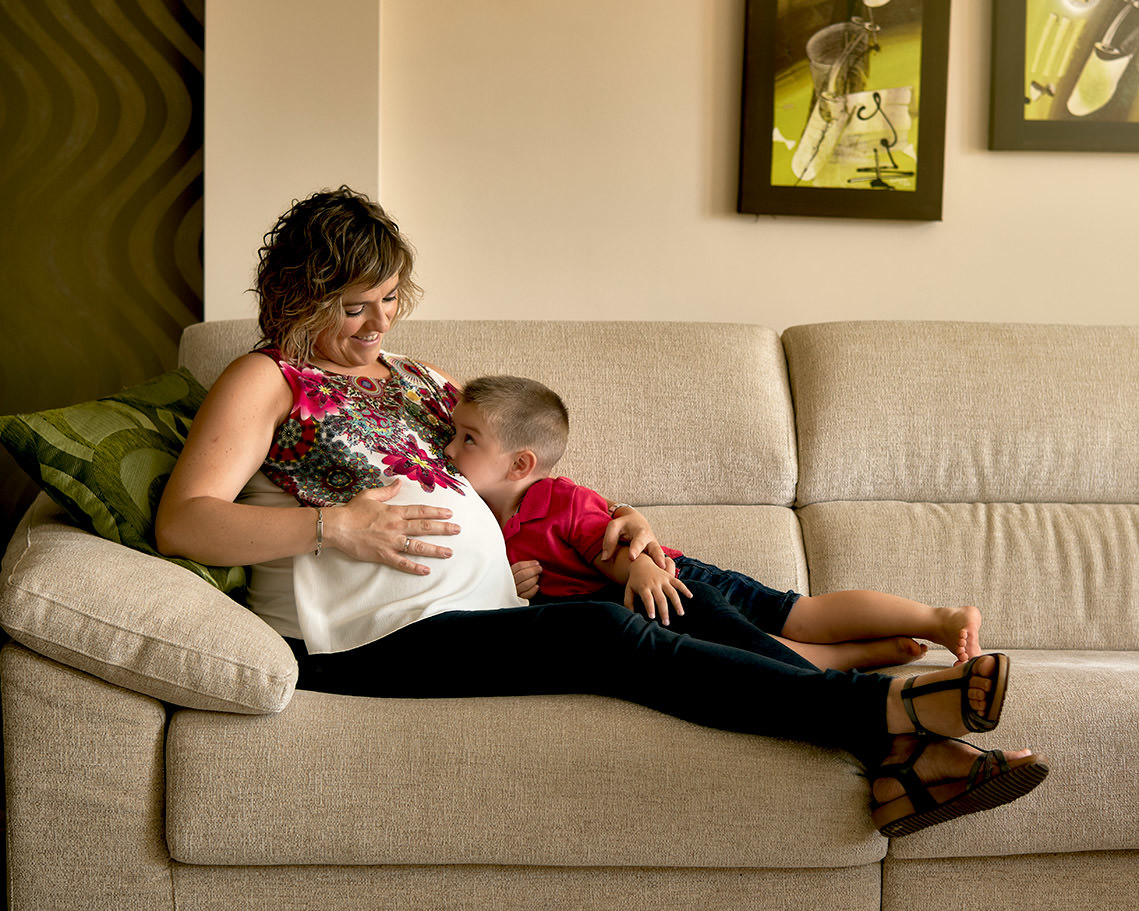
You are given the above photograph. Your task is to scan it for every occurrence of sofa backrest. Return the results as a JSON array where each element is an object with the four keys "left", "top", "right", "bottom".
[
  {"left": 783, "top": 321, "right": 1139, "bottom": 651},
  {"left": 181, "top": 317, "right": 1139, "bottom": 651},
  {"left": 179, "top": 318, "right": 807, "bottom": 593}
]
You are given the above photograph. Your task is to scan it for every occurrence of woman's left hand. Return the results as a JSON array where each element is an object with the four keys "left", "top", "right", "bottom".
[{"left": 600, "top": 506, "right": 667, "bottom": 568}]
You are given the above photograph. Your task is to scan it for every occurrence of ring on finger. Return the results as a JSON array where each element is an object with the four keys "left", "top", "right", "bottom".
[{"left": 402, "top": 536, "right": 412, "bottom": 553}]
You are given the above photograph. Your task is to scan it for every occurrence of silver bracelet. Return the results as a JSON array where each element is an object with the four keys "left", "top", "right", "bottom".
[
  {"left": 314, "top": 507, "right": 323, "bottom": 556},
  {"left": 609, "top": 502, "right": 633, "bottom": 516}
]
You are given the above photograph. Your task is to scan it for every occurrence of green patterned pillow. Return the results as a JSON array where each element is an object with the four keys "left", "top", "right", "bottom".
[{"left": 0, "top": 369, "right": 245, "bottom": 596}]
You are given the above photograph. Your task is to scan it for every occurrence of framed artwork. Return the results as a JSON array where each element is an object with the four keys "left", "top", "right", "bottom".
[
  {"left": 738, "top": 0, "right": 951, "bottom": 221},
  {"left": 990, "top": 0, "right": 1139, "bottom": 151}
]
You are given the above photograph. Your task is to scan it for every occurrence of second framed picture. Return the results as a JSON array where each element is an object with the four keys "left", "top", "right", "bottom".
[
  {"left": 738, "top": 0, "right": 951, "bottom": 221},
  {"left": 991, "top": 0, "right": 1139, "bottom": 151}
]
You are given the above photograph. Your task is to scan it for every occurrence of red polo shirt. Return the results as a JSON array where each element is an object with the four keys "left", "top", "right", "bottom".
[{"left": 502, "top": 477, "right": 682, "bottom": 598}]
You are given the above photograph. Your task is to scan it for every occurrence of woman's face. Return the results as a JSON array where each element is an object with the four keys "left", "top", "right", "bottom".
[{"left": 312, "top": 273, "right": 401, "bottom": 371}]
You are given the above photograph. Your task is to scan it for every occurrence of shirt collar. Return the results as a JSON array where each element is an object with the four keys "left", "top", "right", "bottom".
[{"left": 503, "top": 477, "right": 556, "bottom": 538}]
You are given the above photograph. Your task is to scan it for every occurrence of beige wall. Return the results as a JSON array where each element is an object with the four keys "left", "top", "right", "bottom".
[
  {"left": 204, "top": 0, "right": 380, "bottom": 317},
  {"left": 206, "top": 0, "right": 1138, "bottom": 331}
]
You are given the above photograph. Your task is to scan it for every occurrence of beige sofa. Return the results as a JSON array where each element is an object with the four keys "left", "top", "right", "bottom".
[{"left": 3, "top": 319, "right": 1137, "bottom": 910}]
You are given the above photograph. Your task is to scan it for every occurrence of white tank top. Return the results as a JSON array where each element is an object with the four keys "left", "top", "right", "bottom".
[{"left": 240, "top": 350, "right": 524, "bottom": 653}]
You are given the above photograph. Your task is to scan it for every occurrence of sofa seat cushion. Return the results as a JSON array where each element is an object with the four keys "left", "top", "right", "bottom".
[
  {"left": 0, "top": 497, "right": 297, "bottom": 713},
  {"left": 882, "top": 649, "right": 1139, "bottom": 860},
  {"left": 166, "top": 689, "right": 885, "bottom": 869}
]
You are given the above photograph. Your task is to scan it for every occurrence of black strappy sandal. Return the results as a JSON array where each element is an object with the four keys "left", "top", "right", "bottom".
[
  {"left": 901, "top": 652, "right": 1010, "bottom": 735},
  {"left": 870, "top": 735, "right": 1050, "bottom": 838}
]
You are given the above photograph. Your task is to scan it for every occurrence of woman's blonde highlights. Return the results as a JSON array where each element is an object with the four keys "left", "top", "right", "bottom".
[{"left": 255, "top": 186, "right": 422, "bottom": 364}]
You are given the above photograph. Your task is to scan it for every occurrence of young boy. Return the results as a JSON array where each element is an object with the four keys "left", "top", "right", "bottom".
[{"left": 444, "top": 375, "right": 981, "bottom": 672}]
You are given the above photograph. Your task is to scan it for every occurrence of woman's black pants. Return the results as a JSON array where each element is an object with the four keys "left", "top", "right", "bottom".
[{"left": 287, "top": 582, "right": 893, "bottom": 766}]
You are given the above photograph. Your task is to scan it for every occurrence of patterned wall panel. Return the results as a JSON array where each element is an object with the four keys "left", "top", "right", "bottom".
[{"left": 0, "top": 0, "right": 204, "bottom": 540}]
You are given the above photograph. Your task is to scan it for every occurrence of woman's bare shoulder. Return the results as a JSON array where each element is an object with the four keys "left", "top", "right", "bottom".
[
  {"left": 213, "top": 350, "right": 288, "bottom": 385},
  {"left": 200, "top": 351, "right": 293, "bottom": 420}
]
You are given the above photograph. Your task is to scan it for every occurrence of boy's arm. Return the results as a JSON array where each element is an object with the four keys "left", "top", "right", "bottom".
[
  {"left": 598, "top": 501, "right": 669, "bottom": 569},
  {"left": 593, "top": 546, "right": 691, "bottom": 626}
]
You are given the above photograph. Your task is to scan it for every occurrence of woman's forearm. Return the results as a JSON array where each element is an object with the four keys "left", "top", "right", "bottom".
[{"left": 156, "top": 495, "right": 318, "bottom": 567}]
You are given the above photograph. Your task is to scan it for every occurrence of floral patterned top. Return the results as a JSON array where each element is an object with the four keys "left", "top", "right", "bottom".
[
  {"left": 249, "top": 349, "right": 525, "bottom": 654},
  {"left": 259, "top": 348, "right": 463, "bottom": 506}
]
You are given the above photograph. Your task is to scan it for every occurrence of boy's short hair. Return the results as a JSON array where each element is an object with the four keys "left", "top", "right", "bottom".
[{"left": 461, "top": 375, "right": 569, "bottom": 473}]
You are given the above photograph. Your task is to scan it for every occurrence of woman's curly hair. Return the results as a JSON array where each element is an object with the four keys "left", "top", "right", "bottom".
[{"left": 255, "top": 186, "right": 423, "bottom": 364}]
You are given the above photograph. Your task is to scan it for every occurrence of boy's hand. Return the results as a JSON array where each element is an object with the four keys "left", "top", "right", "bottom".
[
  {"left": 601, "top": 506, "right": 668, "bottom": 569},
  {"left": 511, "top": 560, "right": 543, "bottom": 600},
  {"left": 624, "top": 555, "right": 691, "bottom": 626}
]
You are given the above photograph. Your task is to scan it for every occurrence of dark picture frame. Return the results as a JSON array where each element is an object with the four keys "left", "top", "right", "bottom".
[
  {"left": 738, "top": 0, "right": 950, "bottom": 221},
  {"left": 990, "top": 0, "right": 1139, "bottom": 151}
]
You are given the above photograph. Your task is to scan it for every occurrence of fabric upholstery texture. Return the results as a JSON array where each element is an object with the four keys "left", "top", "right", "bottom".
[
  {"left": 799, "top": 501, "right": 1139, "bottom": 649},
  {"left": 638, "top": 504, "right": 807, "bottom": 594},
  {"left": 783, "top": 321, "right": 1139, "bottom": 505},
  {"left": 1, "top": 496, "right": 296, "bottom": 713},
  {"left": 171, "top": 864, "right": 883, "bottom": 911},
  {"left": 0, "top": 367, "right": 244, "bottom": 593},
  {"left": 166, "top": 689, "right": 883, "bottom": 869},
  {"left": 882, "top": 853, "right": 1139, "bottom": 911},
  {"left": 0, "top": 645, "right": 172, "bottom": 911}
]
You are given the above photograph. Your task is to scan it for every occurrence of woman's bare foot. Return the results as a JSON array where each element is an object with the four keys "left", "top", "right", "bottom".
[
  {"left": 782, "top": 636, "right": 927, "bottom": 671},
  {"left": 930, "top": 605, "right": 983, "bottom": 665},
  {"left": 885, "top": 654, "right": 1003, "bottom": 737}
]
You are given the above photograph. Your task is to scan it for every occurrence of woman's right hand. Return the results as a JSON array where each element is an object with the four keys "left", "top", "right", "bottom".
[{"left": 326, "top": 480, "right": 461, "bottom": 574}]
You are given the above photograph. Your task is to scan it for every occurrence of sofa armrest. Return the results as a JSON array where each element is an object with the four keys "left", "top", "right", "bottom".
[
  {"left": 0, "top": 495, "right": 296, "bottom": 714},
  {"left": 2, "top": 643, "right": 175, "bottom": 909}
]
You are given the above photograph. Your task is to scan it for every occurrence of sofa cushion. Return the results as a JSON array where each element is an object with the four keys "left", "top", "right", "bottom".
[
  {"left": 639, "top": 504, "right": 807, "bottom": 594},
  {"left": 882, "top": 649, "right": 1139, "bottom": 860},
  {"left": 170, "top": 863, "right": 884, "bottom": 911},
  {"left": 0, "top": 496, "right": 296, "bottom": 713},
  {"left": 166, "top": 689, "right": 884, "bottom": 868},
  {"left": 783, "top": 321, "right": 1139, "bottom": 505},
  {"left": 0, "top": 368, "right": 244, "bottom": 594},
  {"left": 799, "top": 501, "right": 1139, "bottom": 651}
]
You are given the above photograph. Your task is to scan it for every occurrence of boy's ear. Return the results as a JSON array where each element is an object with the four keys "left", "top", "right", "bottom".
[{"left": 507, "top": 449, "right": 539, "bottom": 480}]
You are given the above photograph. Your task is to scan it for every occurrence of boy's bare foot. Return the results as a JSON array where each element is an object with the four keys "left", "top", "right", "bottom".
[
  {"left": 851, "top": 637, "right": 928, "bottom": 670},
  {"left": 780, "top": 636, "right": 927, "bottom": 671},
  {"left": 930, "top": 605, "right": 983, "bottom": 665}
]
